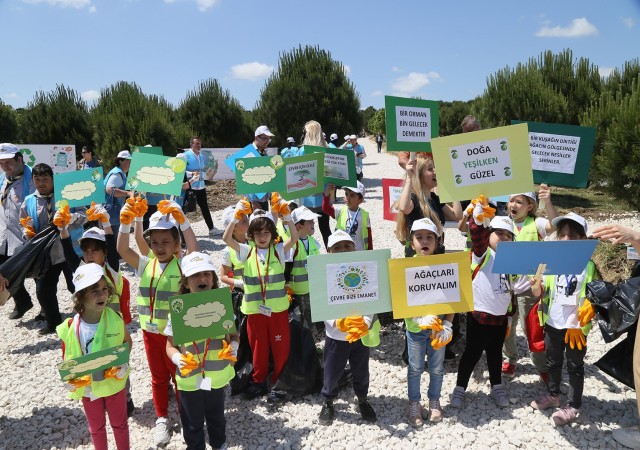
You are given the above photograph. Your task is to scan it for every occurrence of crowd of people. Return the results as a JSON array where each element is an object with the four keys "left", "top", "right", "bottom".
[{"left": 0, "top": 115, "right": 640, "bottom": 450}]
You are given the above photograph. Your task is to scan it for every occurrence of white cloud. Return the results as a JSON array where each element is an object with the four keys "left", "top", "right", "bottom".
[
  {"left": 22, "top": 0, "right": 92, "bottom": 9},
  {"left": 343, "top": 65, "right": 351, "bottom": 75},
  {"left": 230, "top": 62, "right": 274, "bottom": 81},
  {"left": 163, "top": 0, "right": 219, "bottom": 12},
  {"left": 535, "top": 17, "right": 598, "bottom": 38},
  {"left": 599, "top": 66, "right": 615, "bottom": 78},
  {"left": 391, "top": 71, "right": 442, "bottom": 96},
  {"left": 371, "top": 90, "right": 383, "bottom": 97},
  {"left": 88, "top": 5, "right": 96, "bottom": 12},
  {"left": 81, "top": 90, "right": 100, "bottom": 102},
  {"left": 391, "top": 66, "right": 402, "bottom": 72},
  {"left": 622, "top": 17, "right": 635, "bottom": 29}
]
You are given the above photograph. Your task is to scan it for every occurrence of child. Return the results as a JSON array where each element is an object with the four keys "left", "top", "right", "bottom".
[
  {"left": 450, "top": 212, "right": 515, "bottom": 409},
  {"left": 20, "top": 163, "right": 85, "bottom": 334},
  {"left": 322, "top": 182, "right": 373, "bottom": 251},
  {"left": 165, "top": 252, "right": 238, "bottom": 450},
  {"left": 530, "top": 213, "right": 597, "bottom": 426},
  {"left": 116, "top": 198, "right": 198, "bottom": 446},
  {"left": 220, "top": 204, "right": 250, "bottom": 322},
  {"left": 318, "top": 230, "right": 380, "bottom": 425},
  {"left": 404, "top": 218, "right": 454, "bottom": 427},
  {"left": 222, "top": 197, "right": 298, "bottom": 404},
  {"left": 503, "top": 186, "right": 557, "bottom": 381},
  {"left": 56, "top": 263, "right": 132, "bottom": 450}
]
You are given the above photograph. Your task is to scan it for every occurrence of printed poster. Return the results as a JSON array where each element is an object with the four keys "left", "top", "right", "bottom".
[
  {"left": 12, "top": 144, "right": 76, "bottom": 174},
  {"left": 168, "top": 288, "right": 236, "bottom": 346},
  {"left": 389, "top": 252, "right": 473, "bottom": 318},
  {"left": 284, "top": 153, "right": 324, "bottom": 199},
  {"left": 512, "top": 121, "right": 596, "bottom": 188},
  {"left": 125, "top": 152, "right": 186, "bottom": 196},
  {"left": 57, "top": 343, "right": 130, "bottom": 381},
  {"left": 305, "top": 145, "right": 357, "bottom": 188},
  {"left": 430, "top": 123, "right": 534, "bottom": 203},
  {"left": 384, "top": 96, "right": 439, "bottom": 152},
  {"left": 54, "top": 167, "right": 105, "bottom": 209},
  {"left": 308, "top": 249, "right": 392, "bottom": 322},
  {"left": 382, "top": 178, "right": 404, "bottom": 221}
]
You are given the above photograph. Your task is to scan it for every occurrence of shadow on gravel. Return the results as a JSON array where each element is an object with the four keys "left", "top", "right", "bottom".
[
  {"left": 11, "top": 336, "right": 60, "bottom": 355},
  {"left": 448, "top": 391, "right": 515, "bottom": 426},
  {"left": 225, "top": 404, "right": 309, "bottom": 448}
]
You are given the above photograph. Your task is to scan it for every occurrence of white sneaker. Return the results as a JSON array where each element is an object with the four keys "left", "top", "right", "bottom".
[
  {"left": 154, "top": 417, "right": 171, "bottom": 446},
  {"left": 209, "top": 227, "right": 223, "bottom": 237},
  {"left": 613, "top": 427, "right": 640, "bottom": 449}
]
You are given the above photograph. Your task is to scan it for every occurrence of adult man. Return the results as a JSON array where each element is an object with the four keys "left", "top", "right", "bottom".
[
  {"left": 77, "top": 146, "right": 103, "bottom": 170},
  {"left": 242, "top": 126, "right": 274, "bottom": 210},
  {"left": 0, "top": 143, "right": 35, "bottom": 319},
  {"left": 179, "top": 137, "right": 221, "bottom": 236},
  {"left": 281, "top": 137, "right": 298, "bottom": 158},
  {"left": 343, "top": 135, "right": 366, "bottom": 181},
  {"left": 376, "top": 134, "right": 384, "bottom": 153}
]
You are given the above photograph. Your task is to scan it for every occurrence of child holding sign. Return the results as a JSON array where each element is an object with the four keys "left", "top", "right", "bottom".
[
  {"left": 450, "top": 210, "right": 515, "bottom": 409},
  {"left": 56, "top": 263, "right": 132, "bottom": 450},
  {"left": 318, "top": 230, "right": 380, "bottom": 426},
  {"left": 165, "top": 252, "right": 238, "bottom": 450},
  {"left": 222, "top": 197, "right": 298, "bottom": 404},
  {"left": 220, "top": 204, "right": 250, "bottom": 321},
  {"left": 322, "top": 182, "right": 373, "bottom": 251},
  {"left": 529, "top": 213, "right": 597, "bottom": 426},
  {"left": 404, "top": 218, "right": 454, "bottom": 427}
]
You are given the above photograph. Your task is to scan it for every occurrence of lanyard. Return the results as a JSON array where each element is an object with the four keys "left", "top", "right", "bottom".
[
  {"left": 563, "top": 274, "right": 577, "bottom": 296},
  {"left": 300, "top": 238, "right": 309, "bottom": 255},
  {"left": 191, "top": 338, "right": 211, "bottom": 377},
  {"left": 347, "top": 208, "right": 360, "bottom": 236},
  {"left": 148, "top": 258, "right": 173, "bottom": 323},
  {"left": 255, "top": 247, "right": 271, "bottom": 303}
]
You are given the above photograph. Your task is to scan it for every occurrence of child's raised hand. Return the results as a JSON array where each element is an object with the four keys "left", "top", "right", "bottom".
[
  {"left": 324, "top": 183, "right": 336, "bottom": 197},
  {"left": 538, "top": 184, "right": 551, "bottom": 201},
  {"left": 134, "top": 196, "right": 148, "bottom": 218},
  {"left": 53, "top": 205, "right": 73, "bottom": 231},
  {"left": 233, "top": 198, "right": 252, "bottom": 222},
  {"left": 577, "top": 299, "right": 595, "bottom": 327},
  {"left": 564, "top": 328, "right": 586, "bottom": 350},
  {"left": 158, "top": 199, "right": 186, "bottom": 224},
  {"left": 119, "top": 202, "right": 136, "bottom": 225},
  {"left": 87, "top": 202, "right": 110, "bottom": 224}
]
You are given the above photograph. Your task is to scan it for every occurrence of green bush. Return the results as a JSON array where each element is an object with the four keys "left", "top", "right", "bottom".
[{"left": 0, "top": 101, "right": 18, "bottom": 142}]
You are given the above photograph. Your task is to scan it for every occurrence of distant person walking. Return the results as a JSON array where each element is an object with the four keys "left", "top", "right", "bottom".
[{"left": 376, "top": 134, "right": 384, "bottom": 153}]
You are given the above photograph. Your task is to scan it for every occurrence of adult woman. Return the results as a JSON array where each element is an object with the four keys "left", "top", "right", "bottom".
[
  {"left": 77, "top": 146, "right": 103, "bottom": 170},
  {"left": 104, "top": 150, "right": 132, "bottom": 229}
]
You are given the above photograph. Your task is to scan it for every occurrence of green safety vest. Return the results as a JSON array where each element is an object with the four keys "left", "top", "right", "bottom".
[
  {"left": 175, "top": 338, "right": 235, "bottom": 391},
  {"left": 137, "top": 257, "right": 182, "bottom": 335},
  {"left": 242, "top": 245, "right": 289, "bottom": 314},
  {"left": 361, "top": 315, "right": 381, "bottom": 347},
  {"left": 276, "top": 222, "right": 291, "bottom": 241},
  {"left": 289, "top": 238, "right": 320, "bottom": 295},
  {"left": 104, "top": 265, "right": 123, "bottom": 314},
  {"left": 514, "top": 216, "right": 540, "bottom": 242},
  {"left": 336, "top": 208, "right": 370, "bottom": 250},
  {"left": 56, "top": 308, "right": 129, "bottom": 400},
  {"left": 538, "top": 260, "right": 596, "bottom": 335},
  {"left": 228, "top": 248, "right": 244, "bottom": 281}
]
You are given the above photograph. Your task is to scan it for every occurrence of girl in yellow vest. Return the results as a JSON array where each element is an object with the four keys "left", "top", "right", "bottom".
[
  {"left": 220, "top": 204, "right": 250, "bottom": 321},
  {"left": 502, "top": 186, "right": 558, "bottom": 382},
  {"left": 56, "top": 263, "right": 131, "bottom": 450},
  {"left": 116, "top": 198, "right": 199, "bottom": 446},
  {"left": 530, "top": 213, "right": 597, "bottom": 426},
  {"left": 222, "top": 197, "right": 298, "bottom": 404},
  {"left": 165, "top": 252, "right": 238, "bottom": 450}
]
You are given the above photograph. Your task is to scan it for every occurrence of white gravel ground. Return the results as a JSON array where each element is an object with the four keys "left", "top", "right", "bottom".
[{"left": 1, "top": 138, "right": 640, "bottom": 449}]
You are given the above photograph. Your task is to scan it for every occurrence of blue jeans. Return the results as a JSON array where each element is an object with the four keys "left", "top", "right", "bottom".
[{"left": 406, "top": 329, "right": 445, "bottom": 402}]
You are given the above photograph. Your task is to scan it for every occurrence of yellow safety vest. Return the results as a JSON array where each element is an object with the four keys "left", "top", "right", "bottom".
[
  {"left": 137, "top": 257, "right": 182, "bottom": 335},
  {"left": 514, "top": 216, "right": 540, "bottom": 242},
  {"left": 289, "top": 238, "right": 320, "bottom": 295},
  {"left": 175, "top": 338, "right": 235, "bottom": 391},
  {"left": 242, "top": 245, "right": 289, "bottom": 314},
  {"left": 228, "top": 247, "right": 244, "bottom": 281},
  {"left": 336, "top": 207, "right": 370, "bottom": 250}
]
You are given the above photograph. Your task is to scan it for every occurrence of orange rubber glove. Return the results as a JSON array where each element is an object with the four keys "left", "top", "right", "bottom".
[
  {"left": 87, "top": 202, "right": 110, "bottom": 223},
  {"left": 158, "top": 199, "right": 185, "bottom": 224},
  {"left": 217, "top": 340, "right": 238, "bottom": 363},
  {"left": 414, "top": 315, "right": 443, "bottom": 332},
  {"left": 20, "top": 216, "right": 36, "bottom": 239},
  {"left": 179, "top": 352, "right": 200, "bottom": 377},
  {"left": 577, "top": 299, "right": 595, "bottom": 327},
  {"left": 68, "top": 375, "right": 91, "bottom": 389},
  {"left": 53, "top": 205, "right": 72, "bottom": 230},
  {"left": 346, "top": 321, "right": 369, "bottom": 343},
  {"left": 430, "top": 320, "right": 453, "bottom": 350},
  {"left": 133, "top": 196, "right": 148, "bottom": 218},
  {"left": 565, "top": 328, "right": 586, "bottom": 350},
  {"left": 234, "top": 199, "right": 252, "bottom": 221},
  {"left": 119, "top": 201, "right": 136, "bottom": 225}
]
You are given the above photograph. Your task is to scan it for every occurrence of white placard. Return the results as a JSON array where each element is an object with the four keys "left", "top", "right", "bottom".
[
  {"left": 405, "top": 263, "right": 461, "bottom": 306},
  {"left": 529, "top": 132, "right": 580, "bottom": 175},
  {"left": 325, "top": 153, "right": 349, "bottom": 181},
  {"left": 449, "top": 137, "right": 513, "bottom": 187},
  {"left": 389, "top": 186, "right": 403, "bottom": 213},
  {"left": 326, "top": 261, "right": 379, "bottom": 305},
  {"left": 395, "top": 105, "right": 432, "bottom": 142}
]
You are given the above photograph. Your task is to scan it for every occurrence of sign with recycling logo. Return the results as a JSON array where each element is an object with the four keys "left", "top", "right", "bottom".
[
  {"left": 125, "top": 152, "right": 186, "bottom": 196},
  {"left": 431, "top": 123, "right": 534, "bottom": 203},
  {"left": 54, "top": 167, "right": 105, "bottom": 208},
  {"left": 1, "top": 145, "right": 76, "bottom": 175}
]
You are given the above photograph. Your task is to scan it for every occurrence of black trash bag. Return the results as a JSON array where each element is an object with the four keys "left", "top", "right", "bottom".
[
  {"left": 0, "top": 225, "right": 58, "bottom": 297},
  {"left": 230, "top": 311, "right": 254, "bottom": 396},
  {"left": 595, "top": 323, "right": 636, "bottom": 389},
  {"left": 586, "top": 278, "right": 640, "bottom": 343}
]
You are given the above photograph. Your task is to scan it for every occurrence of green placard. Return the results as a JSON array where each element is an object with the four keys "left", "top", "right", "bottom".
[
  {"left": 384, "top": 96, "right": 439, "bottom": 152},
  {"left": 131, "top": 145, "right": 164, "bottom": 155},
  {"left": 431, "top": 123, "right": 534, "bottom": 203},
  {"left": 512, "top": 120, "right": 596, "bottom": 188},
  {"left": 305, "top": 145, "right": 357, "bottom": 188},
  {"left": 54, "top": 167, "right": 105, "bottom": 208},
  {"left": 125, "top": 152, "right": 186, "bottom": 196},
  {"left": 57, "top": 343, "right": 130, "bottom": 382},
  {"left": 308, "top": 249, "right": 392, "bottom": 322},
  {"left": 235, "top": 152, "right": 325, "bottom": 200},
  {"left": 168, "top": 288, "right": 236, "bottom": 346}
]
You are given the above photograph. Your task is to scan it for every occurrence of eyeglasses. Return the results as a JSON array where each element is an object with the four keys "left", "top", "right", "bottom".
[{"left": 256, "top": 135, "right": 270, "bottom": 141}]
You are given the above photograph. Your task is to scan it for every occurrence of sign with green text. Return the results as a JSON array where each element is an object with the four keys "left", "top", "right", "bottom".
[
  {"left": 54, "top": 167, "right": 105, "bottom": 208},
  {"left": 57, "top": 343, "right": 130, "bottom": 382},
  {"left": 125, "top": 152, "right": 186, "bottom": 196},
  {"left": 305, "top": 145, "right": 357, "bottom": 188},
  {"left": 384, "top": 96, "right": 439, "bottom": 152}
]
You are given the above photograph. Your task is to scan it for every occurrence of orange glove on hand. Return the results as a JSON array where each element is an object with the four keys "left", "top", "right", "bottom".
[
  {"left": 158, "top": 200, "right": 186, "bottom": 224},
  {"left": 53, "top": 205, "right": 73, "bottom": 230},
  {"left": 346, "top": 320, "right": 369, "bottom": 343},
  {"left": 413, "top": 315, "right": 443, "bottom": 332},
  {"left": 578, "top": 299, "right": 595, "bottom": 327},
  {"left": 104, "top": 364, "right": 128, "bottom": 380},
  {"left": 133, "top": 196, "right": 148, "bottom": 218},
  {"left": 565, "top": 328, "right": 586, "bottom": 350},
  {"left": 87, "top": 202, "right": 110, "bottom": 223},
  {"left": 270, "top": 192, "right": 291, "bottom": 217},
  {"left": 68, "top": 375, "right": 91, "bottom": 389},
  {"left": 20, "top": 216, "right": 36, "bottom": 239},
  {"left": 119, "top": 201, "right": 136, "bottom": 225},
  {"left": 179, "top": 352, "right": 200, "bottom": 377},
  {"left": 234, "top": 199, "right": 252, "bottom": 222},
  {"left": 471, "top": 195, "right": 496, "bottom": 227},
  {"left": 218, "top": 340, "right": 238, "bottom": 363},
  {"left": 430, "top": 320, "right": 453, "bottom": 350}
]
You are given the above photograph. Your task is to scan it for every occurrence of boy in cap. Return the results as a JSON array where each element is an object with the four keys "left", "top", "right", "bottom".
[{"left": 322, "top": 181, "right": 372, "bottom": 251}]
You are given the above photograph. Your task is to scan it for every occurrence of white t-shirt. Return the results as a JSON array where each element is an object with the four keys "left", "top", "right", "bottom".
[
  {"left": 105, "top": 171, "right": 125, "bottom": 189},
  {"left": 324, "top": 315, "right": 373, "bottom": 341},
  {"left": 472, "top": 250, "right": 512, "bottom": 316},
  {"left": 546, "top": 268, "right": 588, "bottom": 330},
  {"left": 237, "top": 242, "right": 287, "bottom": 264},
  {"left": 76, "top": 315, "right": 99, "bottom": 398},
  {"left": 512, "top": 217, "right": 550, "bottom": 294},
  {"left": 136, "top": 255, "right": 169, "bottom": 277},
  {"left": 334, "top": 205, "right": 370, "bottom": 251},
  {"left": 164, "top": 318, "right": 174, "bottom": 336}
]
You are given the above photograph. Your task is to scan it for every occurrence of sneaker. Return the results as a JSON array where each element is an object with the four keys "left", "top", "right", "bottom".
[
  {"left": 501, "top": 362, "right": 516, "bottom": 378},
  {"left": 154, "top": 417, "right": 171, "bottom": 446},
  {"left": 428, "top": 399, "right": 443, "bottom": 423},
  {"left": 491, "top": 384, "right": 509, "bottom": 407},
  {"left": 539, "top": 371, "right": 549, "bottom": 387},
  {"left": 612, "top": 427, "right": 640, "bottom": 449},
  {"left": 358, "top": 399, "right": 377, "bottom": 423},
  {"left": 267, "top": 389, "right": 286, "bottom": 405},
  {"left": 242, "top": 381, "right": 267, "bottom": 400},
  {"left": 38, "top": 325, "right": 56, "bottom": 335},
  {"left": 530, "top": 393, "right": 559, "bottom": 411},
  {"left": 450, "top": 386, "right": 465, "bottom": 408},
  {"left": 318, "top": 401, "right": 335, "bottom": 425},
  {"left": 127, "top": 399, "right": 135, "bottom": 417},
  {"left": 209, "top": 227, "right": 223, "bottom": 237},
  {"left": 552, "top": 404, "right": 578, "bottom": 426},
  {"left": 408, "top": 401, "right": 424, "bottom": 428}
]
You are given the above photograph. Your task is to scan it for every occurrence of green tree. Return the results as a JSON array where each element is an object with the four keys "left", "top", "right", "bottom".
[
  {"left": 255, "top": 46, "right": 362, "bottom": 147},
  {"left": 368, "top": 108, "right": 385, "bottom": 135},
  {"left": 439, "top": 100, "right": 477, "bottom": 136},
  {"left": 0, "top": 101, "right": 18, "bottom": 142},
  {"left": 603, "top": 59, "right": 640, "bottom": 98},
  {"left": 178, "top": 78, "right": 251, "bottom": 147},
  {"left": 360, "top": 106, "right": 377, "bottom": 134}
]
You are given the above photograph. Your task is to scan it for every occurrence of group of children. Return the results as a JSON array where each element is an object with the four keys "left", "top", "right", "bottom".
[{"left": 2, "top": 158, "right": 600, "bottom": 448}]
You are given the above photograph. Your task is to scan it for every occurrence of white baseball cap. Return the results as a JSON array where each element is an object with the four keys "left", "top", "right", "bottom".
[
  {"left": 79, "top": 227, "right": 106, "bottom": 243},
  {"left": 181, "top": 252, "right": 216, "bottom": 277},
  {"left": 249, "top": 210, "right": 275, "bottom": 224},
  {"left": 72, "top": 263, "right": 105, "bottom": 297},
  {"left": 344, "top": 181, "right": 365, "bottom": 198},
  {"left": 510, "top": 192, "right": 536, "bottom": 202},
  {"left": 349, "top": 134, "right": 357, "bottom": 140},
  {"left": 291, "top": 206, "right": 320, "bottom": 224},
  {"left": 117, "top": 150, "right": 132, "bottom": 160},
  {"left": 330, "top": 133, "right": 338, "bottom": 141},
  {"left": 552, "top": 212, "right": 588, "bottom": 234},
  {"left": 144, "top": 211, "right": 178, "bottom": 236},
  {"left": 344, "top": 135, "right": 350, "bottom": 141},
  {"left": 490, "top": 216, "right": 515, "bottom": 233},
  {"left": 410, "top": 218, "right": 440, "bottom": 237},
  {"left": 0, "top": 143, "right": 20, "bottom": 160},
  {"left": 328, "top": 230, "right": 354, "bottom": 249},
  {"left": 286, "top": 137, "right": 295, "bottom": 144},
  {"left": 255, "top": 125, "right": 274, "bottom": 137}
]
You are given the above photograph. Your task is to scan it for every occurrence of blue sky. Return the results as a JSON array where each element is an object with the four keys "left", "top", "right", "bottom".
[{"left": 1, "top": 0, "right": 638, "bottom": 111}]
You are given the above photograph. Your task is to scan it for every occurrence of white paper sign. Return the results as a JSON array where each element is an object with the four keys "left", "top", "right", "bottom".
[
  {"left": 395, "top": 105, "right": 431, "bottom": 142},
  {"left": 529, "top": 132, "right": 580, "bottom": 175},
  {"left": 326, "top": 261, "right": 379, "bottom": 305},
  {"left": 449, "top": 137, "right": 513, "bottom": 187},
  {"left": 325, "top": 153, "right": 349, "bottom": 181},
  {"left": 389, "top": 186, "right": 403, "bottom": 213},
  {"left": 405, "top": 263, "right": 461, "bottom": 306},
  {"left": 286, "top": 160, "right": 319, "bottom": 193}
]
